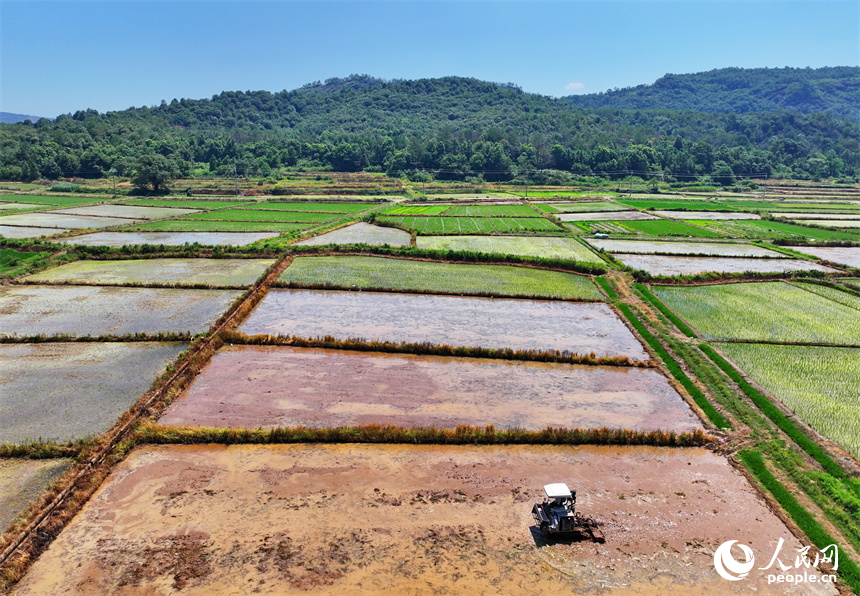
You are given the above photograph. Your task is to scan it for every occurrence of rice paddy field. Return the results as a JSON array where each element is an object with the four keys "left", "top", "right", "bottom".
[
  {"left": 686, "top": 219, "right": 860, "bottom": 241},
  {"left": 127, "top": 219, "right": 308, "bottom": 232},
  {"left": 182, "top": 208, "right": 338, "bottom": 223},
  {"left": 56, "top": 230, "right": 280, "bottom": 246},
  {"left": 793, "top": 220, "right": 860, "bottom": 228},
  {"left": 586, "top": 238, "right": 786, "bottom": 257},
  {"left": 161, "top": 346, "right": 696, "bottom": 431},
  {"left": 416, "top": 235, "right": 604, "bottom": 263},
  {"left": 617, "top": 255, "right": 836, "bottom": 276},
  {"left": 0, "top": 458, "right": 71, "bottom": 530},
  {"left": 0, "top": 212, "right": 138, "bottom": 229},
  {"left": 294, "top": 222, "right": 411, "bottom": 246},
  {"left": 0, "top": 342, "right": 187, "bottom": 444},
  {"left": 2, "top": 179, "right": 858, "bottom": 595},
  {"left": 716, "top": 343, "right": 860, "bottom": 459},
  {"left": 13, "top": 444, "right": 827, "bottom": 596},
  {"left": 656, "top": 211, "right": 761, "bottom": 220},
  {"left": 533, "top": 201, "right": 628, "bottom": 213},
  {"left": 556, "top": 211, "right": 660, "bottom": 222},
  {"left": 376, "top": 215, "right": 561, "bottom": 234},
  {"left": 652, "top": 281, "right": 860, "bottom": 344},
  {"left": 0, "top": 285, "right": 241, "bottom": 338},
  {"left": 24, "top": 258, "right": 275, "bottom": 287},
  {"left": 618, "top": 220, "right": 726, "bottom": 237},
  {"left": 277, "top": 255, "right": 602, "bottom": 299},
  {"left": 240, "top": 289, "right": 648, "bottom": 359},
  {"left": 50, "top": 205, "right": 201, "bottom": 219}
]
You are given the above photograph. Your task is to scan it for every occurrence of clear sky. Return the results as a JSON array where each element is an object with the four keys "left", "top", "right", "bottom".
[{"left": 1, "top": 0, "right": 858, "bottom": 117}]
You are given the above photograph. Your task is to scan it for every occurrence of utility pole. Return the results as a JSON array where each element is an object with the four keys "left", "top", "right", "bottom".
[
  {"left": 525, "top": 170, "right": 529, "bottom": 199},
  {"left": 234, "top": 165, "right": 239, "bottom": 197}
]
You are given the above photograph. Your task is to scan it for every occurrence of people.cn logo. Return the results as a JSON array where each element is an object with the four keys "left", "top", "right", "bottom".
[{"left": 714, "top": 540, "right": 756, "bottom": 581}]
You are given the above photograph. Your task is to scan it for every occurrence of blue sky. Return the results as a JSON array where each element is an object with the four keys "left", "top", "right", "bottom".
[{"left": 2, "top": 1, "right": 858, "bottom": 117}]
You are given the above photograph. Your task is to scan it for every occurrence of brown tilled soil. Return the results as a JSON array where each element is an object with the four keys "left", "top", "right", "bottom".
[
  {"left": 14, "top": 444, "right": 835, "bottom": 595},
  {"left": 159, "top": 346, "right": 702, "bottom": 432}
]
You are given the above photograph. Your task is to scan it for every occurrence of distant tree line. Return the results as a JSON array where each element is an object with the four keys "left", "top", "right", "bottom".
[{"left": 1, "top": 74, "right": 857, "bottom": 186}]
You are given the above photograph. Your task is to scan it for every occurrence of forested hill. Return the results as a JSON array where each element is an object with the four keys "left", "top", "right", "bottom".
[
  {"left": 1, "top": 73, "right": 858, "bottom": 183},
  {"left": 563, "top": 67, "right": 860, "bottom": 120}
]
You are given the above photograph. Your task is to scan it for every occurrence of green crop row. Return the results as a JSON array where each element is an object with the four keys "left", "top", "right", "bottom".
[
  {"left": 441, "top": 204, "right": 542, "bottom": 217},
  {"left": 653, "top": 282, "right": 860, "bottom": 345},
  {"left": 700, "top": 344, "right": 848, "bottom": 479},
  {"left": 375, "top": 215, "right": 560, "bottom": 234},
  {"left": 634, "top": 283, "right": 697, "bottom": 337},
  {"left": 615, "top": 303, "right": 731, "bottom": 429},
  {"left": 277, "top": 255, "right": 603, "bottom": 300},
  {"left": 185, "top": 208, "right": 338, "bottom": 223},
  {"left": 739, "top": 450, "right": 860, "bottom": 594}
]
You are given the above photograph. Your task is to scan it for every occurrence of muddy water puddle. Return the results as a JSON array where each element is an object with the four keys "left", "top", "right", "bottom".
[
  {"left": 0, "top": 342, "right": 186, "bottom": 444},
  {"left": 25, "top": 258, "right": 275, "bottom": 287},
  {"left": 56, "top": 231, "right": 279, "bottom": 247},
  {"left": 240, "top": 289, "right": 648, "bottom": 359},
  {"left": 160, "top": 346, "right": 700, "bottom": 432},
  {"left": 0, "top": 285, "right": 240, "bottom": 337},
  {"left": 13, "top": 444, "right": 834, "bottom": 595},
  {"left": 616, "top": 254, "right": 838, "bottom": 275}
]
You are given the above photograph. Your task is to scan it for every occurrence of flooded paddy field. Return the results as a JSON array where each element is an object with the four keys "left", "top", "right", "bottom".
[
  {"left": 48, "top": 205, "right": 201, "bottom": 219},
  {"left": 615, "top": 254, "right": 837, "bottom": 276},
  {"left": 128, "top": 219, "right": 308, "bottom": 233},
  {"left": 0, "top": 342, "right": 186, "bottom": 444},
  {"left": 13, "top": 443, "right": 832, "bottom": 596},
  {"left": 0, "top": 225, "right": 69, "bottom": 239},
  {"left": 160, "top": 345, "right": 698, "bottom": 431},
  {"left": 0, "top": 213, "right": 139, "bottom": 229},
  {"left": 56, "top": 231, "right": 279, "bottom": 247},
  {"left": 278, "top": 256, "right": 602, "bottom": 300},
  {"left": 556, "top": 211, "right": 659, "bottom": 222},
  {"left": 240, "top": 289, "right": 647, "bottom": 359},
  {"left": 417, "top": 235, "right": 604, "bottom": 264},
  {"left": 295, "top": 222, "right": 411, "bottom": 246},
  {"left": 25, "top": 258, "right": 275, "bottom": 287},
  {"left": 586, "top": 239, "right": 785, "bottom": 257},
  {"left": 0, "top": 285, "right": 240, "bottom": 337},
  {"left": 797, "top": 246, "right": 860, "bottom": 268},
  {"left": 772, "top": 212, "right": 860, "bottom": 220},
  {"left": 0, "top": 458, "right": 71, "bottom": 531},
  {"left": 656, "top": 210, "right": 761, "bottom": 220},
  {"left": 796, "top": 219, "right": 860, "bottom": 228}
]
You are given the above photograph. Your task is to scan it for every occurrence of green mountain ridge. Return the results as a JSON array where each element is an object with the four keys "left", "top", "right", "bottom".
[
  {"left": 1, "top": 69, "right": 858, "bottom": 183},
  {"left": 562, "top": 66, "right": 859, "bottom": 120}
]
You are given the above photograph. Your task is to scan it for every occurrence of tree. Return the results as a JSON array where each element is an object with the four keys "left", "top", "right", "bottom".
[{"left": 132, "top": 154, "right": 180, "bottom": 193}]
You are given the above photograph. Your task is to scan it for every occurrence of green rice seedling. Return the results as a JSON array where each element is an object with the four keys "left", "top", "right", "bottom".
[
  {"left": 653, "top": 281, "right": 860, "bottom": 344},
  {"left": 716, "top": 342, "right": 860, "bottom": 459},
  {"left": 277, "top": 255, "right": 602, "bottom": 300}
]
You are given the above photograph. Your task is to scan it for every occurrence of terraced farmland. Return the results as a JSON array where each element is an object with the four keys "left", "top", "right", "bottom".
[
  {"left": 57, "top": 230, "right": 280, "bottom": 246},
  {"left": 277, "top": 255, "right": 602, "bottom": 299},
  {"left": 617, "top": 255, "right": 836, "bottom": 276}
]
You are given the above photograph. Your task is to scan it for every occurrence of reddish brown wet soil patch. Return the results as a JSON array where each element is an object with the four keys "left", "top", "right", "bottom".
[
  {"left": 159, "top": 346, "right": 701, "bottom": 432},
  {"left": 14, "top": 444, "right": 835, "bottom": 595}
]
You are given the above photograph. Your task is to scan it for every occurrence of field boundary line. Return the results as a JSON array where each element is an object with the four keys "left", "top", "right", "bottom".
[{"left": 0, "top": 253, "right": 293, "bottom": 585}]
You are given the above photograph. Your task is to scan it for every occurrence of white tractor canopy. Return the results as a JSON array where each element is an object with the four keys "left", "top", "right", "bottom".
[{"left": 543, "top": 483, "right": 572, "bottom": 499}]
